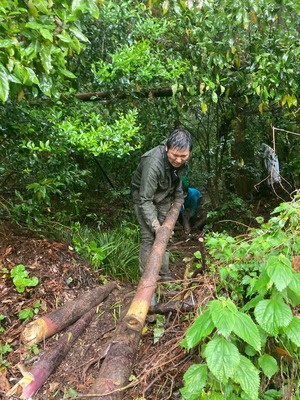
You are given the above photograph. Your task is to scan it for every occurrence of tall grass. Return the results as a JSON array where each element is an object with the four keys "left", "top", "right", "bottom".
[{"left": 72, "top": 222, "right": 140, "bottom": 283}]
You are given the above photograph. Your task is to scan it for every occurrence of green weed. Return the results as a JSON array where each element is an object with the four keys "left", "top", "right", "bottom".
[
  {"left": 180, "top": 193, "right": 300, "bottom": 399},
  {"left": 72, "top": 221, "right": 140, "bottom": 282}
]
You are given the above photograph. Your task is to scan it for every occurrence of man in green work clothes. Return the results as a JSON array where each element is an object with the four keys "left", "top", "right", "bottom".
[{"left": 131, "top": 127, "right": 193, "bottom": 282}]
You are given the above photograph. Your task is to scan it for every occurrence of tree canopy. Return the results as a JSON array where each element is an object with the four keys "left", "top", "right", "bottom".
[
  {"left": 0, "top": 0, "right": 100, "bottom": 101},
  {"left": 0, "top": 0, "right": 299, "bottom": 228}
]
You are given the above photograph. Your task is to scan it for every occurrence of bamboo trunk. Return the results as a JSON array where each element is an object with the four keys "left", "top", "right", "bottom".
[
  {"left": 86, "top": 199, "right": 182, "bottom": 399},
  {"left": 21, "top": 282, "right": 117, "bottom": 346}
]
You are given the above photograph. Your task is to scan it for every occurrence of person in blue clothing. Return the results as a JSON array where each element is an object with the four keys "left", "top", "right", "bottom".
[{"left": 179, "top": 185, "right": 203, "bottom": 233}]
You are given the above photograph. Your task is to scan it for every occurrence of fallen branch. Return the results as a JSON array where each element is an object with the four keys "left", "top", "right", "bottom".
[
  {"left": 7, "top": 306, "right": 97, "bottom": 399},
  {"left": 21, "top": 282, "right": 117, "bottom": 345},
  {"left": 75, "top": 87, "right": 173, "bottom": 101},
  {"left": 86, "top": 199, "right": 183, "bottom": 399},
  {"left": 148, "top": 297, "right": 195, "bottom": 315}
]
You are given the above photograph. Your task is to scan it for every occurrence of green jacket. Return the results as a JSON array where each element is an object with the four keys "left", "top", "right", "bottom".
[{"left": 131, "top": 139, "right": 186, "bottom": 230}]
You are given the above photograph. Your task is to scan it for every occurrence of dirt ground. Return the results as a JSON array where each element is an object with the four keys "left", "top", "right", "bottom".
[{"left": 0, "top": 221, "right": 214, "bottom": 400}]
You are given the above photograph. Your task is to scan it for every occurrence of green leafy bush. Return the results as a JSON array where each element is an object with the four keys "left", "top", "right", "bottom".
[{"left": 180, "top": 194, "right": 300, "bottom": 399}]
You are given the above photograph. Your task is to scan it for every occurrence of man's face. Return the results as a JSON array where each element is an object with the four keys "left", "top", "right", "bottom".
[{"left": 166, "top": 147, "right": 190, "bottom": 168}]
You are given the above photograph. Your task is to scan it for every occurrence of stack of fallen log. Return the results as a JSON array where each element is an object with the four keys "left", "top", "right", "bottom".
[
  {"left": 6, "top": 283, "right": 117, "bottom": 399},
  {"left": 7, "top": 198, "right": 202, "bottom": 400},
  {"left": 86, "top": 199, "right": 183, "bottom": 400}
]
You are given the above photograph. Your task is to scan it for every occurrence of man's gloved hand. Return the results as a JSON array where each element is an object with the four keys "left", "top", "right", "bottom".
[
  {"left": 183, "top": 219, "right": 191, "bottom": 234},
  {"left": 152, "top": 219, "right": 161, "bottom": 233},
  {"left": 184, "top": 223, "right": 191, "bottom": 234},
  {"left": 182, "top": 210, "right": 191, "bottom": 234}
]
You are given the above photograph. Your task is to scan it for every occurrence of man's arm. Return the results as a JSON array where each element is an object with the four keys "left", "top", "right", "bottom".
[{"left": 138, "top": 161, "right": 161, "bottom": 232}]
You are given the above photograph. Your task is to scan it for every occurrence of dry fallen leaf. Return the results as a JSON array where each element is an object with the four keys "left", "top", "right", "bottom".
[{"left": 0, "top": 371, "right": 11, "bottom": 393}]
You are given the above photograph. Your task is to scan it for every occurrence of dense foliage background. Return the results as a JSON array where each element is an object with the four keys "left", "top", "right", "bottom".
[
  {"left": 0, "top": 0, "right": 299, "bottom": 232},
  {"left": 0, "top": 1, "right": 300, "bottom": 399}
]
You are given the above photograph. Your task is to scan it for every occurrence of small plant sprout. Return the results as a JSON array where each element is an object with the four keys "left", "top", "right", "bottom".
[
  {"left": 18, "top": 301, "right": 42, "bottom": 321},
  {"left": 0, "top": 315, "right": 6, "bottom": 333},
  {"left": 10, "top": 264, "right": 39, "bottom": 293},
  {"left": 0, "top": 342, "right": 12, "bottom": 368}
]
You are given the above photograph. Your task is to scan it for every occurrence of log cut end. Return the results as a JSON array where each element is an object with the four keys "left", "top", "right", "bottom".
[
  {"left": 124, "top": 315, "right": 143, "bottom": 332},
  {"left": 21, "top": 317, "right": 50, "bottom": 345}
]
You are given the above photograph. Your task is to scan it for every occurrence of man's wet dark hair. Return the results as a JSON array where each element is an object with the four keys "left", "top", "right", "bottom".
[{"left": 166, "top": 128, "right": 193, "bottom": 151}]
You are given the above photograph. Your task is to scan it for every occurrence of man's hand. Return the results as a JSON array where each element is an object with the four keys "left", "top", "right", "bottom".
[
  {"left": 182, "top": 210, "right": 191, "bottom": 234},
  {"left": 183, "top": 222, "right": 191, "bottom": 234},
  {"left": 152, "top": 219, "right": 161, "bottom": 233}
]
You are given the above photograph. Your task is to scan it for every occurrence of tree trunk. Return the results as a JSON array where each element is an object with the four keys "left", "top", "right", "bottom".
[
  {"left": 75, "top": 87, "right": 173, "bottom": 101},
  {"left": 7, "top": 307, "right": 97, "bottom": 400},
  {"left": 21, "top": 282, "right": 117, "bottom": 346},
  {"left": 86, "top": 199, "right": 182, "bottom": 400}
]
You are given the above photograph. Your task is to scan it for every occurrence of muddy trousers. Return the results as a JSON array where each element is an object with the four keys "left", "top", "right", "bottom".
[{"left": 134, "top": 203, "right": 171, "bottom": 277}]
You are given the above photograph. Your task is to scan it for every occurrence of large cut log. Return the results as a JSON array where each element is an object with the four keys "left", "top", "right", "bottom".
[
  {"left": 7, "top": 307, "right": 97, "bottom": 400},
  {"left": 86, "top": 199, "right": 182, "bottom": 399},
  {"left": 21, "top": 282, "right": 117, "bottom": 346}
]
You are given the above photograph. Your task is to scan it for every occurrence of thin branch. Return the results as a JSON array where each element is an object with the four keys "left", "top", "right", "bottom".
[{"left": 273, "top": 126, "right": 300, "bottom": 137}]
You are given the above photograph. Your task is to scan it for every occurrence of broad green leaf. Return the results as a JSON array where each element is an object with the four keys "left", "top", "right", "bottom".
[
  {"left": 86, "top": 0, "right": 99, "bottom": 19},
  {"left": 207, "top": 394, "right": 226, "bottom": 400},
  {"left": 38, "top": 74, "right": 52, "bottom": 97},
  {"left": 242, "top": 294, "right": 264, "bottom": 311},
  {"left": 71, "top": 0, "right": 86, "bottom": 14},
  {"left": 233, "top": 355, "right": 260, "bottom": 400},
  {"left": 258, "top": 354, "right": 278, "bottom": 379},
  {"left": 57, "top": 31, "right": 73, "bottom": 44},
  {"left": 162, "top": 0, "right": 170, "bottom": 15},
  {"left": 244, "top": 344, "right": 257, "bottom": 357},
  {"left": 40, "top": 45, "right": 52, "bottom": 74},
  {"left": 153, "top": 327, "right": 164, "bottom": 344},
  {"left": 25, "top": 67, "right": 39, "bottom": 85},
  {"left": 181, "top": 309, "right": 214, "bottom": 349},
  {"left": 201, "top": 102, "right": 207, "bottom": 113},
  {"left": 0, "top": 39, "right": 17, "bottom": 48},
  {"left": 286, "top": 287, "right": 300, "bottom": 307},
  {"left": 210, "top": 299, "right": 237, "bottom": 337},
  {"left": 58, "top": 68, "right": 77, "bottom": 79},
  {"left": 171, "top": 83, "right": 178, "bottom": 96},
  {"left": 69, "top": 36, "right": 81, "bottom": 54},
  {"left": 212, "top": 91, "right": 218, "bottom": 103},
  {"left": 6, "top": 71, "right": 21, "bottom": 84},
  {"left": 254, "top": 298, "right": 293, "bottom": 335},
  {"left": 233, "top": 312, "right": 261, "bottom": 351},
  {"left": 266, "top": 255, "right": 294, "bottom": 292},
  {"left": 0, "top": 71, "right": 9, "bottom": 102},
  {"left": 40, "top": 28, "right": 53, "bottom": 42},
  {"left": 35, "top": 0, "right": 51, "bottom": 14},
  {"left": 288, "top": 273, "right": 300, "bottom": 298},
  {"left": 251, "top": 269, "right": 271, "bottom": 296},
  {"left": 180, "top": 364, "right": 207, "bottom": 400},
  {"left": 13, "top": 63, "right": 27, "bottom": 84},
  {"left": 69, "top": 26, "right": 90, "bottom": 43},
  {"left": 285, "top": 316, "right": 300, "bottom": 347},
  {"left": 27, "top": 0, "right": 38, "bottom": 17},
  {"left": 25, "top": 21, "right": 55, "bottom": 31},
  {"left": 204, "top": 336, "right": 240, "bottom": 382},
  {"left": 71, "top": 0, "right": 99, "bottom": 18}
]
